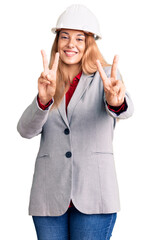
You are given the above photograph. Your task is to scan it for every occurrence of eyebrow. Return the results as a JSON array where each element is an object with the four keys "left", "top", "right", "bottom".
[{"left": 60, "top": 31, "right": 85, "bottom": 37}]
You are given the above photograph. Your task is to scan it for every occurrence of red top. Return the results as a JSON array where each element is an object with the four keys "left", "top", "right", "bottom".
[
  {"left": 37, "top": 72, "right": 126, "bottom": 208},
  {"left": 65, "top": 72, "right": 82, "bottom": 113}
]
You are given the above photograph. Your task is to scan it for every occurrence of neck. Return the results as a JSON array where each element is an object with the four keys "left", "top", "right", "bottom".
[{"left": 63, "top": 63, "right": 82, "bottom": 83}]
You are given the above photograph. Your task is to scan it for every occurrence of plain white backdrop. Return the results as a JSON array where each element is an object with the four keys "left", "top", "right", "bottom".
[{"left": 0, "top": 0, "right": 151, "bottom": 239}]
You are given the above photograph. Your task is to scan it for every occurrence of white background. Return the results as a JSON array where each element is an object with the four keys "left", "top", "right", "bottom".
[{"left": 0, "top": 0, "right": 151, "bottom": 239}]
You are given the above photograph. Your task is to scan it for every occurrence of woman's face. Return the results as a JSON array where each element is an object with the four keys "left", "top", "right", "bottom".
[{"left": 58, "top": 29, "right": 86, "bottom": 67}]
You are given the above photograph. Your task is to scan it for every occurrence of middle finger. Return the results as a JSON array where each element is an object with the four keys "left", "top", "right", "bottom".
[{"left": 111, "top": 55, "right": 119, "bottom": 79}]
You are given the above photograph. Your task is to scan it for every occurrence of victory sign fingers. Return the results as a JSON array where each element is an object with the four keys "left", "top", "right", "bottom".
[
  {"left": 96, "top": 55, "right": 125, "bottom": 106},
  {"left": 38, "top": 50, "right": 59, "bottom": 105}
]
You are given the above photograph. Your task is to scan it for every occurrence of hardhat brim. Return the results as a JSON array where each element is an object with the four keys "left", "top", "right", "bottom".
[{"left": 51, "top": 27, "right": 102, "bottom": 40}]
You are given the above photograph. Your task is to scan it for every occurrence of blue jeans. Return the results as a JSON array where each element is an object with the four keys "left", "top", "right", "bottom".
[{"left": 32, "top": 205, "right": 117, "bottom": 240}]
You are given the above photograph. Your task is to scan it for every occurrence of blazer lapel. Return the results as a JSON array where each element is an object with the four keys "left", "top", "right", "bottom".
[
  {"left": 57, "top": 96, "right": 70, "bottom": 128},
  {"left": 67, "top": 72, "right": 94, "bottom": 124},
  {"left": 57, "top": 72, "right": 94, "bottom": 127}
]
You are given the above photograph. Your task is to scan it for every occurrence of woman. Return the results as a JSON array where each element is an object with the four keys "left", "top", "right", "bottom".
[{"left": 17, "top": 4, "right": 134, "bottom": 240}]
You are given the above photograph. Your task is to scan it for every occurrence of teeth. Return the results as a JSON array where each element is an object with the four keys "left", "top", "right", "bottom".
[{"left": 64, "top": 51, "right": 77, "bottom": 56}]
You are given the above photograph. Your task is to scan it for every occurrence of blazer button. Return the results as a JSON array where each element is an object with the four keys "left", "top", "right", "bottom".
[
  {"left": 65, "top": 151, "right": 72, "bottom": 158},
  {"left": 64, "top": 128, "right": 70, "bottom": 135}
]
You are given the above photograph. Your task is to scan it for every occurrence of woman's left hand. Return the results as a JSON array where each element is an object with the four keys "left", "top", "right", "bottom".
[{"left": 96, "top": 55, "right": 126, "bottom": 107}]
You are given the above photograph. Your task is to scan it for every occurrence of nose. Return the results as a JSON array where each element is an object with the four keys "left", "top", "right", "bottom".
[{"left": 67, "top": 37, "right": 75, "bottom": 48}]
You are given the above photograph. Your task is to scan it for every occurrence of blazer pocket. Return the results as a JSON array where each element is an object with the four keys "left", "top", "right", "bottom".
[
  {"left": 37, "top": 153, "right": 49, "bottom": 158},
  {"left": 91, "top": 151, "right": 113, "bottom": 155},
  {"left": 91, "top": 152, "right": 114, "bottom": 166},
  {"left": 91, "top": 152, "right": 119, "bottom": 209}
]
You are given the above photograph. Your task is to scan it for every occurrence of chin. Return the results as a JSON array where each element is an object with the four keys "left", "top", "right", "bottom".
[{"left": 62, "top": 57, "right": 82, "bottom": 66}]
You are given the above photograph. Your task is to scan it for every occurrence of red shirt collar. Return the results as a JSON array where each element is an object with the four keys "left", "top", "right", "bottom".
[
  {"left": 70, "top": 71, "right": 82, "bottom": 86},
  {"left": 75, "top": 71, "right": 82, "bottom": 80}
]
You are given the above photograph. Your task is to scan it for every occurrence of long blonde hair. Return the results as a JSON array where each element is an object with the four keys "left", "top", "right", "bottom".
[{"left": 49, "top": 31, "right": 110, "bottom": 109}]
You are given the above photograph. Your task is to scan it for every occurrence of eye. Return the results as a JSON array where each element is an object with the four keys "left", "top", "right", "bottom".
[
  {"left": 77, "top": 38, "right": 84, "bottom": 41},
  {"left": 61, "top": 36, "right": 68, "bottom": 39}
]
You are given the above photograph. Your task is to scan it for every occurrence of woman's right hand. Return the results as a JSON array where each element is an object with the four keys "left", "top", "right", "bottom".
[{"left": 38, "top": 50, "right": 59, "bottom": 105}]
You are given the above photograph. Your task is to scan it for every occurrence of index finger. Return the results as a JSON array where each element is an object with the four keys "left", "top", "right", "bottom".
[
  {"left": 41, "top": 49, "right": 49, "bottom": 72},
  {"left": 51, "top": 52, "right": 59, "bottom": 72},
  {"left": 111, "top": 55, "right": 119, "bottom": 79},
  {"left": 96, "top": 59, "right": 108, "bottom": 84}
]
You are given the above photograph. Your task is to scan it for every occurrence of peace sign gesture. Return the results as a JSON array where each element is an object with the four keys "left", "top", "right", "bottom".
[
  {"left": 96, "top": 55, "right": 125, "bottom": 107},
  {"left": 38, "top": 50, "right": 59, "bottom": 105}
]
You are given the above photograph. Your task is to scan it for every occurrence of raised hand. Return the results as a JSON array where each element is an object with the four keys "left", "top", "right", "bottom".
[
  {"left": 96, "top": 55, "right": 125, "bottom": 107},
  {"left": 38, "top": 50, "right": 59, "bottom": 105}
]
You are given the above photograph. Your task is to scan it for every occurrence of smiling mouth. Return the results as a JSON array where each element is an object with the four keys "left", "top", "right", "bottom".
[{"left": 64, "top": 51, "right": 78, "bottom": 57}]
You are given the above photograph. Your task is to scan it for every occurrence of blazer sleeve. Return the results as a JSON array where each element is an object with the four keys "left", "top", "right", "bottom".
[
  {"left": 103, "top": 66, "right": 134, "bottom": 119},
  {"left": 17, "top": 96, "right": 54, "bottom": 139}
]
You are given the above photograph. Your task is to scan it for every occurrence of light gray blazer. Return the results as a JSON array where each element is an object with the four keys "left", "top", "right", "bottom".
[{"left": 17, "top": 67, "right": 134, "bottom": 216}]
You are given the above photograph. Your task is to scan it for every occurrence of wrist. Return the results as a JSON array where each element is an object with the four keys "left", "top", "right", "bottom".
[
  {"left": 106, "top": 98, "right": 127, "bottom": 115},
  {"left": 38, "top": 95, "right": 52, "bottom": 106},
  {"left": 37, "top": 95, "right": 53, "bottom": 111},
  {"left": 106, "top": 97, "right": 125, "bottom": 107},
  {"left": 109, "top": 101, "right": 124, "bottom": 107}
]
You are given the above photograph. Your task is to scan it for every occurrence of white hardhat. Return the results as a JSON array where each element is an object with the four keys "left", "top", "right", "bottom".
[{"left": 51, "top": 4, "right": 102, "bottom": 40}]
